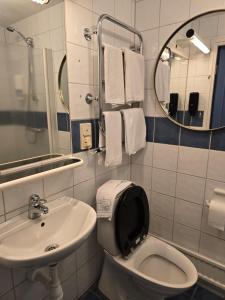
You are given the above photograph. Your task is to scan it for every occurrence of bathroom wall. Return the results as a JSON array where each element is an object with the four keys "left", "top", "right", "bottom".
[
  {"left": 0, "top": 0, "right": 134, "bottom": 299},
  {"left": 132, "top": 0, "right": 225, "bottom": 288}
]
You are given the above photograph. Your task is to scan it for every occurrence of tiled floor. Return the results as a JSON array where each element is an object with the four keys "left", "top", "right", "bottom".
[{"left": 79, "top": 284, "right": 224, "bottom": 300}]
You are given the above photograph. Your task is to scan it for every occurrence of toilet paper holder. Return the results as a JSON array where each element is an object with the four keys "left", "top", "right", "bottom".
[{"left": 205, "top": 188, "right": 225, "bottom": 207}]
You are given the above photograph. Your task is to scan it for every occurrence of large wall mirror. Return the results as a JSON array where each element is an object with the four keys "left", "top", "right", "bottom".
[
  {"left": 0, "top": 0, "right": 70, "bottom": 167},
  {"left": 155, "top": 10, "right": 225, "bottom": 131}
]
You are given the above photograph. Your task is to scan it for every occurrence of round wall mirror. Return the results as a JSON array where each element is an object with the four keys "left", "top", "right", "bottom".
[
  {"left": 155, "top": 10, "right": 225, "bottom": 131},
  {"left": 58, "top": 54, "right": 69, "bottom": 112}
]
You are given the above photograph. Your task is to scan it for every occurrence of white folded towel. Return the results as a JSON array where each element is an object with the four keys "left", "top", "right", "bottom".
[
  {"left": 123, "top": 48, "right": 145, "bottom": 103},
  {"left": 96, "top": 180, "right": 133, "bottom": 219},
  {"left": 155, "top": 60, "right": 170, "bottom": 104},
  {"left": 104, "top": 43, "right": 125, "bottom": 104},
  {"left": 121, "top": 108, "right": 146, "bottom": 155},
  {"left": 103, "top": 111, "right": 122, "bottom": 167}
]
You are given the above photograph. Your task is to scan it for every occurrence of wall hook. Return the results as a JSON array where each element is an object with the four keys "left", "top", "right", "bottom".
[
  {"left": 83, "top": 27, "right": 97, "bottom": 41},
  {"left": 85, "top": 93, "right": 98, "bottom": 104}
]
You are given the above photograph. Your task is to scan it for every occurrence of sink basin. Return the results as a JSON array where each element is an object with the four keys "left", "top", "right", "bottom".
[{"left": 0, "top": 197, "right": 96, "bottom": 268}]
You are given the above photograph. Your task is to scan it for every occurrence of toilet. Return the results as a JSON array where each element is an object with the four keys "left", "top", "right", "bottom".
[{"left": 97, "top": 181, "right": 198, "bottom": 300}]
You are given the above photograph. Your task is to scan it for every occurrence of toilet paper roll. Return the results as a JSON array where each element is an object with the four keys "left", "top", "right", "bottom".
[{"left": 208, "top": 194, "right": 225, "bottom": 231}]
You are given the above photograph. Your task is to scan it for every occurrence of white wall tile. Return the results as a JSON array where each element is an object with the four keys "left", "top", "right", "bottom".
[
  {"left": 190, "top": 0, "right": 225, "bottom": 17},
  {"left": 74, "top": 178, "right": 96, "bottom": 207},
  {"left": 207, "top": 150, "right": 225, "bottom": 182},
  {"left": 153, "top": 143, "right": 178, "bottom": 171},
  {"left": 174, "top": 199, "right": 202, "bottom": 229},
  {"left": 173, "top": 222, "right": 200, "bottom": 252},
  {"left": 76, "top": 230, "right": 97, "bottom": 269},
  {"left": 15, "top": 280, "right": 47, "bottom": 300},
  {"left": 0, "top": 192, "right": 4, "bottom": 216},
  {"left": 132, "top": 142, "right": 153, "bottom": 166},
  {"left": 176, "top": 173, "right": 205, "bottom": 205},
  {"left": 145, "top": 59, "right": 156, "bottom": 90},
  {"left": 93, "top": 0, "right": 115, "bottom": 16},
  {"left": 152, "top": 168, "right": 176, "bottom": 196},
  {"left": 115, "top": 0, "right": 133, "bottom": 25},
  {"left": 0, "top": 290, "right": 15, "bottom": 300},
  {"left": 142, "top": 29, "right": 159, "bottom": 60},
  {"left": 178, "top": 146, "right": 208, "bottom": 177},
  {"left": 67, "top": 43, "right": 94, "bottom": 85},
  {"left": 199, "top": 233, "right": 225, "bottom": 264},
  {"left": 0, "top": 266, "right": 13, "bottom": 297},
  {"left": 71, "top": 0, "right": 93, "bottom": 10},
  {"left": 46, "top": 187, "right": 74, "bottom": 202},
  {"left": 74, "top": 152, "right": 96, "bottom": 184},
  {"left": 65, "top": 1, "right": 94, "bottom": 48},
  {"left": 136, "top": 0, "right": 160, "bottom": 31},
  {"left": 44, "top": 169, "right": 74, "bottom": 197},
  {"left": 3, "top": 180, "right": 44, "bottom": 213},
  {"left": 77, "top": 256, "right": 97, "bottom": 297},
  {"left": 160, "top": 0, "right": 190, "bottom": 26},
  {"left": 58, "top": 252, "right": 76, "bottom": 282},
  {"left": 69, "top": 83, "right": 97, "bottom": 120},
  {"left": 143, "top": 89, "right": 157, "bottom": 117},
  {"left": 151, "top": 191, "right": 175, "bottom": 220},
  {"left": 150, "top": 214, "right": 173, "bottom": 240},
  {"left": 61, "top": 273, "right": 77, "bottom": 300},
  {"left": 131, "top": 164, "right": 152, "bottom": 190}
]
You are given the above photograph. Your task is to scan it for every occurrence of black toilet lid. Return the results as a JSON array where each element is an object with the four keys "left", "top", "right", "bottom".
[{"left": 115, "top": 185, "right": 149, "bottom": 256}]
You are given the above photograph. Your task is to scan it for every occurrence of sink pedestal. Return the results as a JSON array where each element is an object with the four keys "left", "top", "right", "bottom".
[{"left": 28, "top": 264, "right": 63, "bottom": 300}]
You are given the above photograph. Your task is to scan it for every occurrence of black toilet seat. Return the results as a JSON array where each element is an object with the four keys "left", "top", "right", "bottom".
[{"left": 115, "top": 185, "right": 149, "bottom": 257}]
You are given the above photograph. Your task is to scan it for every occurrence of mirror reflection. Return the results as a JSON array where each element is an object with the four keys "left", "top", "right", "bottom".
[
  {"left": 155, "top": 10, "right": 225, "bottom": 130},
  {"left": 0, "top": 0, "right": 70, "bottom": 166},
  {"left": 58, "top": 55, "right": 69, "bottom": 112}
]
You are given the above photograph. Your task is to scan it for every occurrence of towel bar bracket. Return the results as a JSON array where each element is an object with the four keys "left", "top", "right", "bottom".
[
  {"left": 84, "top": 27, "right": 97, "bottom": 41},
  {"left": 85, "top": 93, "right": 98, "bottom": 104}
]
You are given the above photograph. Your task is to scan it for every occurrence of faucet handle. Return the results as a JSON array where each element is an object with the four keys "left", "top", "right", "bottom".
[{"left": 30, "top": 194, "right": 40, "bottom": 205}]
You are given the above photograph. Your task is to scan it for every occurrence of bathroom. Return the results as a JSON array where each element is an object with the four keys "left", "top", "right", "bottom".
[{"left": 0, "top": 0, "right": 225, "bottom": 299}]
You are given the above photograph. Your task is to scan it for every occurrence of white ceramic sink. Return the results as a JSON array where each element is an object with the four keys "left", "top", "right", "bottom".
[{"left": 0, "top": 196, "right": 96, "bottom": 268}]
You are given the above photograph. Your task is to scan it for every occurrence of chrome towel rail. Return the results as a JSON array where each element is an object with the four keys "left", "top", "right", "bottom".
[{"left": 84, "top": 14, "right": 144, "bottom": 152}]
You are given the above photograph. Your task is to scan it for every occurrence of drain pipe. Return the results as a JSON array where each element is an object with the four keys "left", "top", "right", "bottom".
[{"left": 28, "top": 264, "right": 63, "bottom": 300}]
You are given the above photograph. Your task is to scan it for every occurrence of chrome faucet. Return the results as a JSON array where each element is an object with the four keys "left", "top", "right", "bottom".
[{"left": 28, "top": 194, "right": 49, "bottom": 220}]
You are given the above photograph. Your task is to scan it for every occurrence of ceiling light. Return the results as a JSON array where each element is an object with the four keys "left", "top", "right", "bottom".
[
  {"left": 32, "top": 0, "right": 50, "bottom": 4},
  {"left": 186, "top": 29, "right": 210, "bottom": 54}
]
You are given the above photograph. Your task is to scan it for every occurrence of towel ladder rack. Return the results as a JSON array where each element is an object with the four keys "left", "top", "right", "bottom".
[{"left": 84, "top": 14, "right": 144, "bottom": 152}]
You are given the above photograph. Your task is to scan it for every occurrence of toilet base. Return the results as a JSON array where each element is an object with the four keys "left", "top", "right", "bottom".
[{"left": 99, "top": 254, "right": 164, "bottom": 300}]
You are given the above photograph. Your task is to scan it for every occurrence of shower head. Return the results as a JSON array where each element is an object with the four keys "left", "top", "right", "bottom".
[{"left": 6, "top": 26, "right": 33, "bottom": 47}]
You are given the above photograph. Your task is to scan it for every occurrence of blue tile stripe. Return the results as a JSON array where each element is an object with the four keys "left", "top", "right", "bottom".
[
  {"left": 0, "top": 110, "right": 47, "bottom": 128},
  {"left": 57, "top": 112, "right": 70, "bottom": 132},
  {"left": 70, "top": 116, "right": 225, "bottom": 153}
]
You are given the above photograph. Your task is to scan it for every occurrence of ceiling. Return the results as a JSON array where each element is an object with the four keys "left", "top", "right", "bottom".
[{"left": 0, "top": 0, "right": 63, "bottom": 27}]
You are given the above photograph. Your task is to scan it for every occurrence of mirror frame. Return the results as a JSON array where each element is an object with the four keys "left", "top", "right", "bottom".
[
  {"left": 58, "top": 54, "right": 69, "bottom": 113},
  {"left": 154, "top": 9, "right": 225, "bottom": 131}
]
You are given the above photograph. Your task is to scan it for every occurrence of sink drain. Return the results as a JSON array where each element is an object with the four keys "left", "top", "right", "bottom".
[{"left": 45, "top": 244, "right": 59, "bottom": 252}]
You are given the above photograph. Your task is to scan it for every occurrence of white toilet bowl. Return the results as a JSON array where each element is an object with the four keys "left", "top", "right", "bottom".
[{"left": 99, "top": 236, "right": 198, "bottom": 300}]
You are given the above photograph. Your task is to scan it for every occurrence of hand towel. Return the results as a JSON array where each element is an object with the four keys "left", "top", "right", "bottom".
[
  {"left": 103, "top": 111, "right": 122, "bottom": 167},
  {"left": 96, "top": 180, "right": 133, "bottom": 219},
  {"left": 123, "top": 48, "right": 144, "bottom": 102},
  {"left": 121, "top": 108, "right": 146, "bottom": 155},
  {"left": 104, "top": 43, "right": 125, "bottom": 104},
  {"left": 155, "top": 60, "right": 170, "bottom": 104}
]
